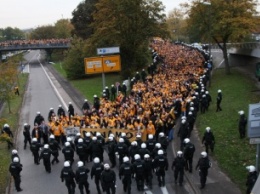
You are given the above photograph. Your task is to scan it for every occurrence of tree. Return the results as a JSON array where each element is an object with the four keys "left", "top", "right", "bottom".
[
  {"left": 30, "top": 25, "right": 56, "bottom": 39},
  {"left": 71, "top": 0, "right": 98, "bottom": 39},
  {"left": 88, "top": 0, "right": 169, "bottom": 78},
  {"left": 185, "top": 0, "right": 259, "bottom": 74},
  {"left": 1, "top": 27, "right": 25, "bottom": 40},
  {"left": 54, "top": 19, "right": 74, "bottom": 39}
]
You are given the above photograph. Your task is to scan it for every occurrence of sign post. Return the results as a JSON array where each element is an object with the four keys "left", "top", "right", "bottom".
[{"left": 248, "top": 103, "right": 260, "bottom": 171}]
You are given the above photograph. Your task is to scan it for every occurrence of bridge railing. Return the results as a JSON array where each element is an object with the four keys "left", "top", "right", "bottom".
[
  {"left": 0, "top": 43, "right": 70, "bottom": 51},
  {"left": 211, "top": 42, "right": 260, "bottom": 50}
]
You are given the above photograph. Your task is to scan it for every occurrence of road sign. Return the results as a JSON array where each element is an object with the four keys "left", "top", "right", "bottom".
[
  {"left": 97, "top": 47, "right": 120, "bottom": 55},
  {"left": 248, "top": 103, "right": 260, "bottom": 138},
  {"left": 102, "top": 55, "right": 121, "bottom": 72},
  {"left": 84, "top": 57, "right": 103, "bottom": 74},
  {"left": 250, "top": 138, "right": 260, "bottom": 144}
]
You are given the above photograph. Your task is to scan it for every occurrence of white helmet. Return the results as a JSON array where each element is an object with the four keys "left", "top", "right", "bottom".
[
  {"left": 65, "top": 142, "right": 70, "bottom": 147},
  {"left": 76, "top": 133, "right": 81, "bottom": 136},
  {"left": 206, "top": 127, "right": 211, "bottom": 132},
  {"left": 158, "top": 150, "right": 164, "bottom": 155},
  {"left": 134, "top": 154, "right": 141, "bottom": 160},
  {"left": 50, "top": 135, "right": 55, "bottom": 139},
  {"left": 69, "top": 102, "right": 72, "bottom": 105},
  {"left": 37, "top": 111, "right": 40, "bottom": 115},
  {"left": 67, "top": 137, "right": 72, "bottom": 142},
  {"left": 123, "top": 156, "right": 129, "bottom": 162},
  {"left": 32, "top": 138, "right": 37, "bottom": 142},
  {"left": 4, "top": 123, "right": 9, "bottom": 128},
  {"left": 218, "top": 89, "right": 222, "bottom": 93},
  {"left": 181, "top": 116, "right": 186, "bottom": 120},
  {"left": 188, "top": 111, "right": 192, "bottom": 115},
  {"left": 201, "top": 151, "right": 207, "bottom": 158},
  {"left": 155, "top": 143, "right": 161, "bottom": 148},
  {"left": 181, "top": 119, "right": 186, "bottom": 124},
  {"left": 131, "top": 141, "right": 137, "bottom": 146},
  {"left": 148, "top": 134, "right": 153, "bottom": 139},
  {"left": 13, "top": 157, "right": 19, "bottom": 163},
  {"left": 109, "top": 133, "right": 114, "bottom": 138},
  {"left": 78, "top": 138, "right": 83, "bottom": 143},
  {"left": 184, "top": 138, "right": 190, "bottom": 144},
  {"left": 104, "top": 163, "right": 110, "bottom": 170},
  {"left": 86, "top": 132, "right": 91, "bottom": 137},
  {"left": 94, "top": 157, "right": 100, "bottom": 163},
  {"left": 93, "top": 95, "right": 97, "bottom": 98},
  {"left": 136, "top": 134, "right": 141, "bottom": 138},
  {"left": 246, "top": 165, "right": 256, "bottom": 173},
  {"left": 12, "top": 149, "right": 18, "bottom": 155},
  {"left": 92, "top": 136, "right": 97, "bottom": 141},
  {"left": 121, "top": 132, "right": 126, "bottom": 137},
  {"left": 159, "top": 132, "right": 164, "bottom": 137},
  {"left": 77, "top": 161, "right": 84, "bottom": 167},
  {"left": 50, "top": 107, "right": 54, "bottom": 110},
  {"left": 108, "top": 136, "right": 113, "bottom": 141},
  {"left": 177, "top": 151, "right": 183, "bottom": 156},
  {"left": 96, "top": 132, "right": 101, "bottom": 137},
  {"left": 144, "top": 154, "right": 150, "bottom": 159},
  {"left": 190, "top": 107, "right": 194, "bottom": 111},
  {"left": 119, "top": 138, "right": 124, "bottom": 143},
  {"left": 141, "top": 143, "right": 146, "bottom": 149},
  {"left": 44, "top": 144, "right": 49, "bottom": 149},
  {"left": 59, "top": 105, "right": 62, "bottom": 107},
  {"left": 24, "top": 123, "right": 28, "bottom": 126},
  {"left": 238, "top": 110, "right": 244, "bottom": 115},
  {"left": 64, "top": 161, "right": 70, "bottom": 167},
  {"left": 84, "top": 99, "right": 88, "bottom": 102}
]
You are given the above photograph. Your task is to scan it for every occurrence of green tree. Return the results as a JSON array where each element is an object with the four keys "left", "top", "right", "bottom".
[
  {"left": 186, "top": 0, "right": 259, "bottom": 74},
  {"left": 30, "top": 25, "right": 56, "bottom": 39},
  {"left": 2, "top": 27, "right": 25, "bottom": 40},
  {"left": 71, "top": 0, "right": 98, "bottom": 39},
  {"left": 54, "top": 19, "right": 74, "bottom": 39},
  {"left": 89, "top": 0, "right": 169, "bottom": 78}
]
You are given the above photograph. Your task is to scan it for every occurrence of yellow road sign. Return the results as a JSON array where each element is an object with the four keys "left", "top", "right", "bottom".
[
  {"left": 84, "top": 57, "right": 103, "bottom": 74},
  {"left": 103, "top": 55, "right": 121, "bottom": 72}
]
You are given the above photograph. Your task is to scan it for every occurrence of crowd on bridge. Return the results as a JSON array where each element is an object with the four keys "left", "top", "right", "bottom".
[
  {"left": 3, "top": 40, "right": 257, "bottom": 194},
  {"left": 0, "top": 38, "right": 70, "bottom": 48}
]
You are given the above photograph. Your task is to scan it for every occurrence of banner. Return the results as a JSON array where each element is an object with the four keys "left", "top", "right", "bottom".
[
  {"left": 64, "top": 127, "right": 80, "bottom": 141},
  {"left": 81, "top": 127, "right": 147, "bottom": 142}
]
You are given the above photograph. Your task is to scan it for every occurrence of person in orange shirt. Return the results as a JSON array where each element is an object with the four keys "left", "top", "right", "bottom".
[
  {"left": 50, "top": 121, "right": 64, "bottom": 145},
  {"left": 146, "top": 120, "right": 155, "bottom": 137}
]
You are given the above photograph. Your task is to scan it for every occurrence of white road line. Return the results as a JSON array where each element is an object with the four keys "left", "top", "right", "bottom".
[
  {"left": 28, "top": 63, "right": 30, "bottom": 73},
  {"left": 144, "top": 185, "right": 153, "bottom": 194},
  {"left": 37, "top": 55, "right": 68, "bottom": 110},
  {"left": 160, "top": 186, "right": 169, "bottom": 194}
]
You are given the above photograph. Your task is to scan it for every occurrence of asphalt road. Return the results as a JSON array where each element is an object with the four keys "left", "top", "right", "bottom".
[{"left": 9, "top": 50, "right": 195, "bottom": 194}]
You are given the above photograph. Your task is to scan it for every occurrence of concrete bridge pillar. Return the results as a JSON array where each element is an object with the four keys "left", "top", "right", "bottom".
[{"left": 45, "top": 49, "right": 53, "bottom": 62}]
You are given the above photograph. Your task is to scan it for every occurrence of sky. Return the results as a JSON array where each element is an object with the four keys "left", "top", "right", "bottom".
[{"left": 0, "top": 0, "right": 184, "bottom": 29}]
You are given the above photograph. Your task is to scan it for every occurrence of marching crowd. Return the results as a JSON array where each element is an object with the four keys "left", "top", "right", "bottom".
[{"left": 3, "top": 40, "right": 257, "bottom": 194}]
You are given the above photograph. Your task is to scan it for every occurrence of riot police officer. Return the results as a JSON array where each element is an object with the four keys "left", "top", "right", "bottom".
[
  {"left": 9, "top": 157, "right": 23, "bottom": 192},
  {"left": 76, "top": 138, "right": 87, "bottom": 165},
  {"left": 153, "top": 149, "right": 168, "bottom": 187},
  {"left": 49, "top": 134, "right": 61, "bottom": 164},
  {"left": 145, "top": 134, "right": 156, "bottom": 153},
  {"left": 238, "top": 110, "right": 247, "bottom": 138},
  {"left": 119, "top": 156, "right": 133, "bottom": 194},
  {"left": 202, "top": 127, "right": 215, "bottom": 153},
  {"left": 246, "top": 165, "right": 258, "bottom": 194},
  {"left": 23, "top": 123, "right": 31, "bottom": 149},
  {"left": 84, "top": 132, "right": 92, "bottom": 162},
  {"left": 62, "top": 142, "right": 75, "bottom": 165},
  {"left": 75, "top": 161, "right": 90, "bottom": 194},
  {"left": 60, "top": 161, "right": 76, "bottom": 194},
  {"left": 172, "top": 151, "right": 186, "bottom": 186},
  {"left": 91, "top": 157, "right": 104, "bottom": 194},
  {"left": 11, "top": 149, "right": 20, "bottom": 163},
  {"left": 2, "top": 123, "right": 14, "bottom": 149},
  {"left": 183, "top": 138, "right": 195, "bottom": 173},
  {"left": 39, "top": 144, "right": 52, "bottom": 173},
  {"left": 88, "top": 136, "right": 104, "bottom": 162},
  {"left": 106, "top": 136, "right": 117, "bottom": 168},
  {"left": 143, "top": 154, "right": 153, "bottom": 189},
  {"left": 138, "top": 143, "right": 150, "bottom": 160},
  {"left": 101, "top": 163, "right": 116, "bottom": 194},
  {"left": 115, "top": 138, "right": 128, "bottom": 166},
  {"left": 132, "top": 154, "right": 145, "bottom": 191},
  {"left": 30, "top": 138, "right": 41, "bottom": 165}
]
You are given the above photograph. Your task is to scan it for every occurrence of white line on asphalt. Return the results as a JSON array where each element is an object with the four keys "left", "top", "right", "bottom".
[
  {"left": 160, "top": 186, "right": 169, "bottom": 194},
  {"left": 28, "top": 63, "right": 30, "bottom": 73},
  {"left": 143, "top": 185, "right": 153, "bottom": 194},
  {"left": 37, "top": 55, "right": 68, "bottom": 110}
]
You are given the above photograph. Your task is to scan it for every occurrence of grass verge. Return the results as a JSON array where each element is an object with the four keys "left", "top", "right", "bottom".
[
  {"left": 196, "top": 68, "right": 258, "bottom": 193},
  {"left": 0, "top": 73, "right": 28, "bottom": 194}
]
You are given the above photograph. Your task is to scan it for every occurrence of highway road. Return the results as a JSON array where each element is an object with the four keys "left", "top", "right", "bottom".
[{"left": 9, "top": 50, "right": 195, "bottom": 194}]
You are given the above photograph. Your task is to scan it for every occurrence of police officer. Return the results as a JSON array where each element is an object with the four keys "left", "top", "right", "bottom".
[
  {"left": 153, "top": 149, "right": 168, "bottom": 187},
  {"left": 122, "top": 83, "right": 127, "bottom": 96},
  {"left": 23, "top": 123, "right": 31, "bottom": 149},
  {"left": 101, "top": 163, "right": 116, "bottom": 194},
  {"left": 93, "top": 95, "right": 100, "bottom": 111},
  {"left": 39, "top": 144, "right": 52, "bottom": 173},
  {"left": 238, "top": 110, "right": 247, "bottom": 138},
  {"left": 172, "top": 151, "right": 186, "bottom": 186},
  {"left": 2, "top": 123, "right": 14, "bottom": 149},
  {"left": 30, "top": 138, "right": 41, "bottom": 165},
  {"left": 195, "top": 151, "right": 212, "bottom": 189},
  {"left": 88, "top": 136, "right": 104, "bottom": 162},
  {"left": 115, "top": 138, "right": 128, "bottom": 166},
  {"left": 67, "top": 137, "right": 76, "bottom": 151},
  {"left": 246, "top": 165, "right": 258, "bottom": 194},
  {"left": 62, "top": 142, "right": 75, "bottom": 165},
  {"left": 68, "top": 102, "right": 75, "bottom": 119},
  {"left": 105, "top": 136, "right": 117, "bottom": 168},
  {"left": 145, "top": 134, "right": 156, "bottom": 153},
  {"left": 76, "top": 138, "right": 87, "bottom": 165},
  {"left": 143, "top": 154, "right": 153, "bottom": 189},
  {"left": 202, "top": 127, "right": 215, "bottom": 153},
  {"left": 48, "top": 107, "right": 55, "bottom": 121},
  {"left": 49, "top": 134, "right": 61, "bottom": 164},
  {"left": 129, "top": 141, "right": 140, "bottom": 164},
  {"left": 84, "top": 132, "right": 92, "bottom": 162},
  {"left": 9, "top": 157, "right": 23, "bottom": 192},
  {"left": 82, "top": 99, "right": 90, "bottom": 115},
  {"left": 151, "top": 143, "right": 162, "bottom": 159},
  {"left": 60, "top": 161, "right": 76, "bottom": 194},
  {"left": 216, "top": 89, "right": 222, "bottom": 112},
  {"left": 74, "top": 133, "right": 81, "bottom": 147},
  {"left": 138, "top": 143, "right": 150, "bottom": 160},
  {"left": 110, "top": 84, "right": 116, "bottom": 101},
  {"left": 91, "top": 157, "right": 104, "bottom": 194},
  {"left": 34, "top": 112, "right": 45, "bottom": 126},
  {"left": 119, "top": 156, "right": 133, "bottom": 194},
  {"left": 132, "top": 154, "right": 145, "bottom": 191},
  {"left": 75, "top": 161, "right": 90, "bottom": 194},
  {"left": 183, "top": 138, "right": 195, "bottom": 173},
  {"left": 121, "top": 132, "right": 131, "bottom": 147},
  {"left": 178, "top": 119, "right": 189, "bottom": 150},
  {"left": 158, "top": 132, "right": 169, "bottom": 150},
  {"left": 57, "top": 105, "right": 66, "bottom": 117}
]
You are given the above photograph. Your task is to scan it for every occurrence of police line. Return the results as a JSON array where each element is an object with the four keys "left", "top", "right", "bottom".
[{"left": 64, "top": 127, "right": 147, "bottom": 142}]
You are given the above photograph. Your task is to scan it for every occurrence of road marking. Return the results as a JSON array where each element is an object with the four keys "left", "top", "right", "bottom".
[
  {"left": 144, "top": 185, "right": 153, "bottom": 194},
  {"left": 37, "top": 55, "right": 68, "bottom": 110},
  {"left": 160, "top": 186, "right": 169, "bottom": 194}
]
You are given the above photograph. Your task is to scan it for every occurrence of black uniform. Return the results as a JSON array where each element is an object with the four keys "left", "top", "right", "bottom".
[
  {"left": 30, "top": 141, "right": 41, "bottom": 164},
  {"left": 152, "top": 154, "right": 169, "bottom": 187},
  {"left": 101, "top": 168, "right": 116, "bottom": 194},
  {"left": 9, "top": 161, "right": 23, "bottom": 192},
  {"left": 88, "top": 140, "right": 104, "bottom": 162},
  {"left": 23, "top": 124, "right": 31, "bottom": 149},
  {"left": 61, "top": 166, "right": 76, "bottom": 194},
  {"left": 83, "top": 136, "right": 92, "bottom": 162},
  {"left": 178, "top": 122, "right": 189, "bottom": 150},
  {"left": 2, "top": 125, "right": 14, "bottom": 149},
  {"left": 68, "top": 104, "right": 75, "bottom": 119},
  {"left": 144, "top": 157, "right": 153, "bottom": 189},
  {"left": 49, "top": 138, "right": 61, "bottom": 164},
  {"left": 57, "top": 106, "right": 66, "bottom": 117},
  {"left": 75, "top": 166, "right": 90, "bottom": 194},
  {"left": 119, "top": 161, "right": 133, "bottom": 194},
  {"left": 82, "top": 101, "right": 90, "bottom": 115},
  {"left": 111, "top": 86, "right": 116, "bottom": 101},
  {"left": 239, "top": 114, "right": 247, "bottom": 138},
  {"left": 195, "top": 156, "right": 211, "bottom": 189},
  {"left": 76, "top": 142, "right": 87, "bottom": 165},
  {"left": 34, "top": 114, "right": 44, "bottom": 126},
  {"left": 172, "top": 155, "right": 186, "bottom": 186},
  {"left": 183, "top": 142, "right": 195, "bottom": 173},
  {"left": 62, "top": 145, "right": 75, "bottom": 165},
  {"left": 246, "top": 170, "right": 258, "bottom": 194},
  {"left": 145, "top": 138, "right": 156, "bottom": 153},
  {"left": 129, "top": 144, "right": 140, "bottom": 163},
  {"left": 158, "top": 136, "right": 169, "bottom": 150},
  {"left": 93, "top": 97, "right": 100, "bottom": 111},
  {"left": 133, "top": 158, "right": 145, "bottom": 191},
  {"left": 115, "top": 142, "right": 128, "bottom": 165},
  {"left": 202, "top": 130, "right": 215, "bottom": 153},
  {"left": 216, "top": 92, "right": 222, "bottom": 112},
  {"left": 106, "top": 140, "right": 117, "bottom": 168},
  {"left": 91, "top": 162, "right": 104, "bottom": 194},
  {"left": 39, "top": 147, "right": 52, "bottom": 173}
]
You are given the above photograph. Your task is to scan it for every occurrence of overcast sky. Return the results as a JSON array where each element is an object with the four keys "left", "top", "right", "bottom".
[{"left": 0, "top": 0, "right": 185, "bottom": 29}]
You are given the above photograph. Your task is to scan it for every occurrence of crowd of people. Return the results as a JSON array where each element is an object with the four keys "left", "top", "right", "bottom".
[{"left": 3, "top": 40, "right": 257, "bottom": 193}]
